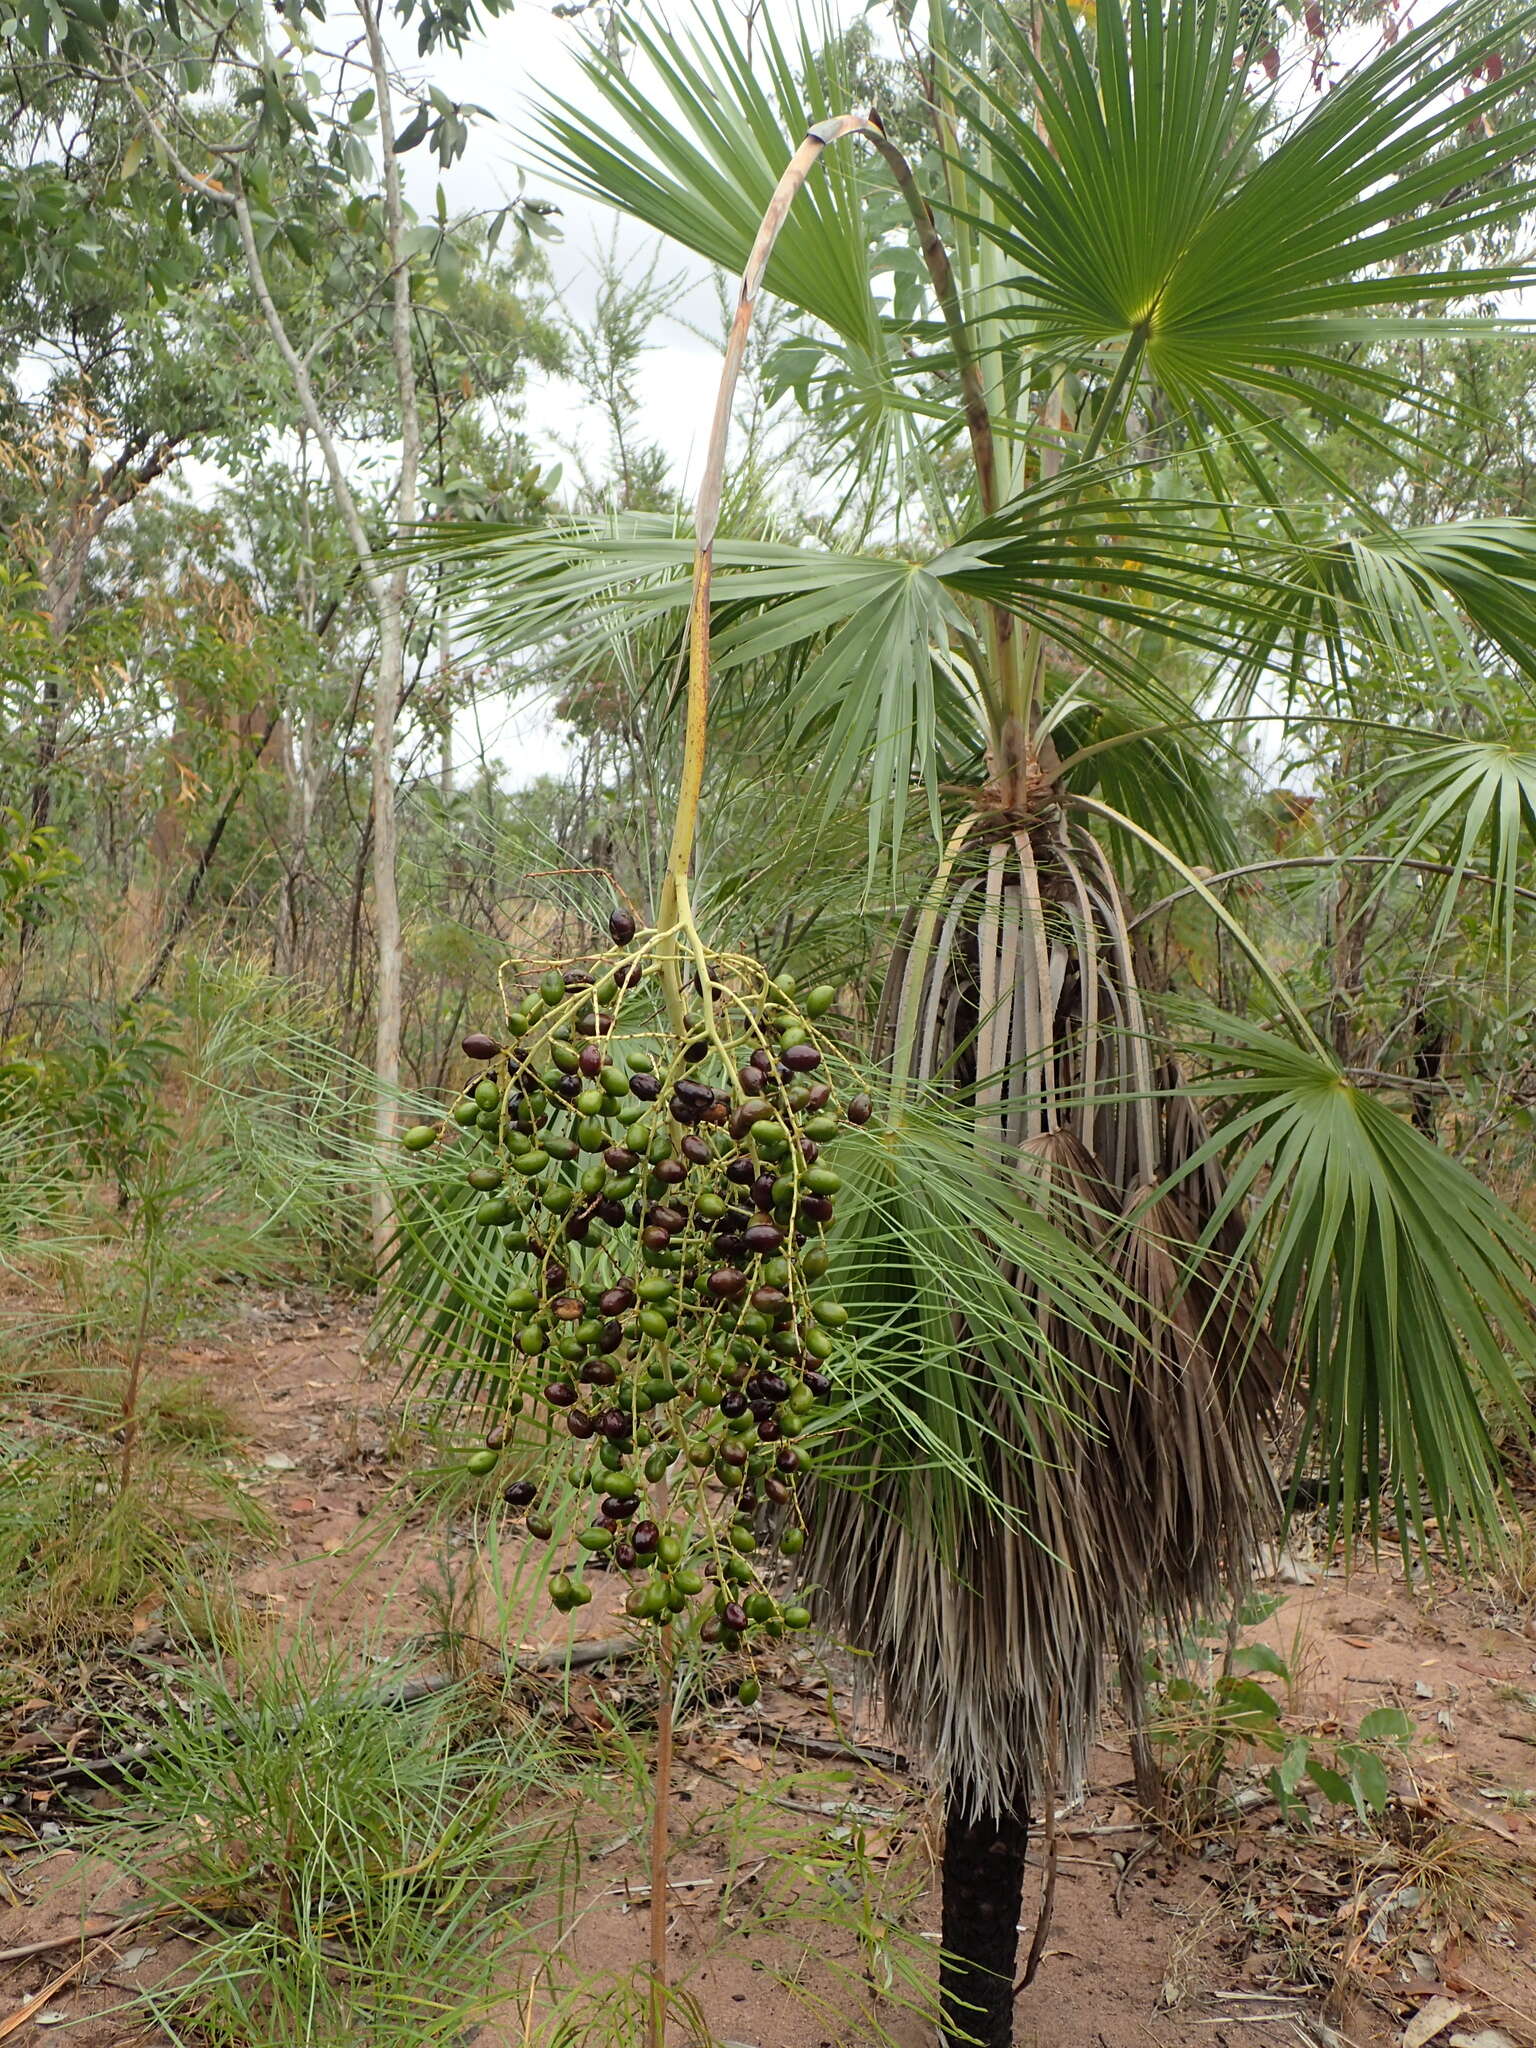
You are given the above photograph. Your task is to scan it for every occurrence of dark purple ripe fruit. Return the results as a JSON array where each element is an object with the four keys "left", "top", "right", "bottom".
[
  {"left": 649, "top": 1204, "right": 687, "bottom": 1233},
  {"left": 613, "top": 1540, "right": 638, "bottom": 1569},
  {"left": 725, "top": 1157, "right": 756, "bottom": 1186},
  {"left": 804, "top": 1082, "right": 832, "bottom": 1110},
  {"left": 597, "top": 1320, "right": 625, "bottom": 1354},
  {"left": 631, "top": 1520, "right": 660, "bottom": 1555},
  {"left": 720, "top": 1390, "right": 748, "bottom": 1418},
  {"left": 764, "top": 1475, "right": 791, "bottom": 1506},
  {"left": 630, "top": 1072, "right": 661, "bottom": 1102},
  {"left": 654, "top": 1158, "right": 687, "bottom": 1186},
  {"left": 750, "top": 1372, "right": 790, "bottom": 1403},
  {"left": 757, "top": 1415, "right": 782, "bottom": 1441},
  {"left": 675, "top": 1077, "right": 714, "bottom": 1112},
  {"left": 545, "top": 1381, "right": 578, "bottom": 1408},
  {"left": 579, "top": 1043, "right": 604, "bottom": 1078},
  {"left": 580, "top": 1360, "right": 618, "bottom": 1386},
  {"left": 782, "top": 1043, "right": 822, "bottom": 1073},
  {"left": 602, "top": 1495, "right": 638, "bottom": 1520},
  {"left": 557, "top": 1073, "right": 583, "bottom": 1101},
  {"left": 462, "top": 1032, "right": 499, "bottom": 1061},
  {"left": 609, "top": 905, "right": 637, "bottom": 946},
  {"left": 504, "top": 1478, "right": 537, "bottom": 1507},
  {"left": 598, "top": 1198, "right": 626, "bottom": 1226},
  {"left": 801, "top": 1195, "right": 834, "bottom": 1223},
  {"left": 804, "top": 1370, "right": 833, "bottom": 1399},
  {"left": 707, "top": 1268, "right": 747, "bottom": 1300},
  {"left": 716, "top": 1233, "right": 749, "bottom": 1261},
  {"left": 598, "top": 1407, "right": 630, "bottom": 1440},
  {"left": 681, "top": 1134, "right": 712, "bottom": 1166},
  {"left": 600, "top": 1283, "right": 636, "bottom": 1315},
  {"left": 751, "top": 1287, "right": 788, "bottom": 1316},
  {"left": 846, "top": 1094, "right": 873, "bottom": 1125},
  {"left": 743, "top": 1221, "right": 783, "bottom": 1256},
  {"left": 751, "top": 1176, "right": 777, "bottom": 1213},
  {"left": 604, "top": 1146, "right": 638, "bottom": 1173},
  {"left": 642, "top": 1226, "right": 672, "bottom": 1252},
  {"left": 750, "top": 1047, "right": 774, "bottom": 1073},
  {"left": 566, "top": 1411, "right": 597, "bottom": 1440},
  {"left": 722, "top": 1601, "right": 749, "bottom": 1633}
]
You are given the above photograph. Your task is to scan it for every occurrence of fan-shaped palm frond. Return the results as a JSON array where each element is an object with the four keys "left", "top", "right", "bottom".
[
  {"left": 1240, "top": 519, "right": 1536, "bottom": 708},
  {"left": 1365, "top": 736, "right": 1536, "bottom": 965},
  {"left": 962, "top": 0, "right": 1536, "bottom": 488},
  {"left": 1168, "top": 1010, "right": 1536, "bottom": 1546}
]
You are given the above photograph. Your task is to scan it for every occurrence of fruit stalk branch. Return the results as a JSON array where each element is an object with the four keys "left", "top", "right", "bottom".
[{"left": 655, "top": 113, "right": 874, "bottom": 1031}]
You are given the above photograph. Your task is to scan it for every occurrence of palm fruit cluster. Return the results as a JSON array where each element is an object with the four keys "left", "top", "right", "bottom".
[{"left": 401, "top": 907, "right": 869, "bottom": 1688}]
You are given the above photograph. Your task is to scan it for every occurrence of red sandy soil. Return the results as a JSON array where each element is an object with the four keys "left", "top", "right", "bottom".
[{"left": 3, "top": 1289, "right": 1534, "bottom": 2048}]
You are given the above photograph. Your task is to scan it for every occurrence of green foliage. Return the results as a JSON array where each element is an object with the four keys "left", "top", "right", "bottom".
[
  {"left": 0, "top": 1428, "right": 271, "bottom": 1648},
  {"left": 94, "top": 1648, "right": 575, "bottom": 2048},
  {"left": 1149, "top": 1600, "right": 1416, "bottom": 1830},
  {"left": 1171, "top": 1008, "right": 1536, "bottom": 1547}
]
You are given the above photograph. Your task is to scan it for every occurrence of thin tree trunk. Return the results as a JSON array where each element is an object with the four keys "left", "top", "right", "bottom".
[
  {"left": 132, "top": 710, "right": 282, "bottom": 1003},
  {"left": 939, "top": 1797, "right": 1030, "bottom": 2048},
  {"left": 362, "top": 0, "right": 422, "bottom": 1268},
  {"left": 438, "top": 604, "right": 454, "bottom": 801}
]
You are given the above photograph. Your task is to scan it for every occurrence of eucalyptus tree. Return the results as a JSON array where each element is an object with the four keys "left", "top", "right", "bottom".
[
  {"left": 419, "top": 1, "right": 1536, "bottom": 2038},
  {"left": 2, "top": 0, "right": 561, "bottom": 1254}
]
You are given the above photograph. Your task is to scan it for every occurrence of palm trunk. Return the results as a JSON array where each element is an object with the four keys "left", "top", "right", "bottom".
[{"left": 940, "top": 1798, "right": 1029, "bottom": 2048}]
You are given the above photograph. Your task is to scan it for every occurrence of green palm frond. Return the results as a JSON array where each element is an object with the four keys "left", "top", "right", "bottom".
[
  {"left": 534, "top": 7, "right": 877, "bottom": 345},
  {"left": 1172, "top": 1011, "right": 1536, "bottom": 1549},
  {"left": 1366, "top": 736, "right": 1536, "bottom": 966},
  {"left": 825, "top": 1095, "right": 1133, "bottom": 1509},
  {"left": 1049, "top": 696, "right": 1244, "bottom": 874},
  {"left": 1261, "top": 520, "right": 1536, "bottom": 700},
  {"left": 964, "top": 0, "right": 1536, "bottom": 483},
  {"left": 531, "top": 3, "right": 917, "bottom": 471}
]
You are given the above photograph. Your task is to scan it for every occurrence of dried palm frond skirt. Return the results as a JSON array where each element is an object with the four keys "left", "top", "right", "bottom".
[{"left": 809, "top": 811, "right": 1282, "bottom": 1818}]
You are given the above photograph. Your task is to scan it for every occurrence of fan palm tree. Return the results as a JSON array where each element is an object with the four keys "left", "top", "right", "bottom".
[{"left": 413, "top": 1, "right": 1536, "bottom": 2038}]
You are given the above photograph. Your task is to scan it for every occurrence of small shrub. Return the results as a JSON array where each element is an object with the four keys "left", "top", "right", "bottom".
[
  {"left": 0, "top": 1430, "right": 271, "bottom": 1648},
  {"left": 1146, "top": 1604, "right": 1414, "bottom": 1833}
]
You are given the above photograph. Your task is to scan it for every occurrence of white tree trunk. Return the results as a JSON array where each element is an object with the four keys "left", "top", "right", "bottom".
[
  {"left": 362, "top": 0, "right": 423, "bottom": 1268},
  {"left": 133, "top": 23, "right": 421, "bottom": 1272}
]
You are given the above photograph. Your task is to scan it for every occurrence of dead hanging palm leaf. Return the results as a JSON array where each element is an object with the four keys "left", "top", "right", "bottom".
[{"left": 816, "top": 805, "right": 1280, "bottom": 1807}]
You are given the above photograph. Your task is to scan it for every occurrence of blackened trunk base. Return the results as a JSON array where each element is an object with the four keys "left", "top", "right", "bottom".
[{"left": 939, "top": 1796, "right": 1030, "bottom": 2048}]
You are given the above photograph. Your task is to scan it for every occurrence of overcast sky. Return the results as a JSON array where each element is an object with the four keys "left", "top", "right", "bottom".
[
  {"left": 428, "top": 3, "right": 757, "bottom": 498},
  {"left": 396, "top": 0, "right": 799, "bottom": 782}
]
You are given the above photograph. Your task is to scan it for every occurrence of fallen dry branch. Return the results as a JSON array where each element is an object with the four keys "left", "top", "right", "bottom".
[{"left": 737, "top": 1716, "right": 911, "bottom": 1775}]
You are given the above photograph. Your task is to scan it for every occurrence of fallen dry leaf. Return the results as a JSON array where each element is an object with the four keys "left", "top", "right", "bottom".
[{"left": 1403, "top": 1999, "right": 1466, "bottom": 2048}]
